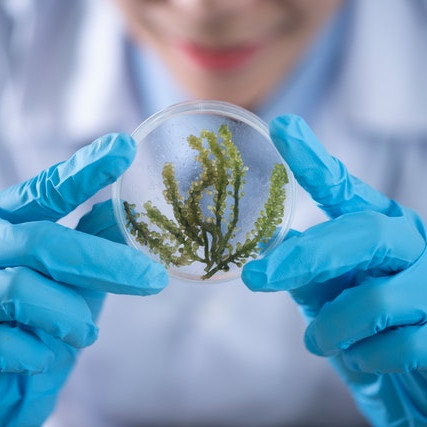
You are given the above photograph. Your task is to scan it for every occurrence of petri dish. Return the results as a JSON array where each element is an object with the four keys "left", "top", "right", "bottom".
[{"left": 112, "top": 100, "right": 295, "bottom": 283}]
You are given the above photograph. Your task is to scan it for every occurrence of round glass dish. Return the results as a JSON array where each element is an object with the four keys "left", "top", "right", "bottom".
[{"left": 112, "top": 100, "right": 295, "bottom": 283}]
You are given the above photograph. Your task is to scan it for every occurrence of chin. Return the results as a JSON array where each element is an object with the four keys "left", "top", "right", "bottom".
[
  {"left": 173, "top": 68, "right": 262, "bottom": 109},
  {"left": 183, "top": 83, "right": 259, "bottom": 110}
]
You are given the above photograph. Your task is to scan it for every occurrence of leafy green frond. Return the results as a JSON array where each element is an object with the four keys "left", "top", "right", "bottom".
[
  {"left": 123, "top": 124, "right": 288, "bottom": 279},
  {"left": 162, "top": 162, "right": 203, "bottom": 244}
]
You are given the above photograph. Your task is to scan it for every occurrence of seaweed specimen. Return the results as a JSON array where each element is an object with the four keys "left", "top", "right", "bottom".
[{"left": 124, "top": 124, "right": 288, "bottom": 279}]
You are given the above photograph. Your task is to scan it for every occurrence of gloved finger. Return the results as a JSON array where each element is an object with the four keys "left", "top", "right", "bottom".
[
  {"left": 288, "top": 272, "right": 354, "bottom": 320},
  {"left": 0, "top": 267, "right": 98, "bottom": 348},
  {"left": 269, "top": 115, "right": 396, "bottom": 219},
  {"left": 73, "top": 201, "right": 118, "bottom": 320},
  {"left": 76, "top": 199, "right": 125, "bottom": 243},
  {"left": 261, "top": 228, "right": 344, "bottom": 319},
  {"left": 242, "top": 211, "right": 424, "bottom": 292},
  {"left": 0, "top": 219, "right": 168, "bottom": 295},
  {"left": 76, "top": 288, "right": 105, "bottom": 323},
  {"left": 341, "top": 324, "right": 427, "bottom": 374},
  {"left": 285, "top": 229, "right": 301, "bottom": 239},
  {"left": 304, "top": 268, "right": 427, "bottom": 356},
  {"left": 0, "top": 133, "right": 136, "bottom": 224},
  {"left": 0, "top": 324, "right": 54, "bottom": 374}
]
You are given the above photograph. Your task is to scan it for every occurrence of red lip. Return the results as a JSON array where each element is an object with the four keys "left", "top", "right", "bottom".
[{"left": 176, "top": 42, "right": 260, "bottom": 71}]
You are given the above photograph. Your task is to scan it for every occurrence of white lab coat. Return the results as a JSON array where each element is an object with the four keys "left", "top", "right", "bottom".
[{"left": 1, "top": 1, "right": 427, "bottom": 426}]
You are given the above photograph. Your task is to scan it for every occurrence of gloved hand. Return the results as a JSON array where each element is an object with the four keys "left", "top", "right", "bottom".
[
  {"left": 0, "top": 134, "right": 168, "bottom": 427},
  {"left": 242, "top": 115, "right": 427, "bottom": 426}
]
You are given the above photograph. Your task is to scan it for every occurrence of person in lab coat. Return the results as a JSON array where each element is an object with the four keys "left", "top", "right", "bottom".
[{"left": 1, "top": 0, "right": 427, "bottom": 426}]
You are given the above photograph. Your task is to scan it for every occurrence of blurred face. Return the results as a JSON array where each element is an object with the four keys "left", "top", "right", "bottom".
[{"left": 114, "top": 0, "right": 343, "bottom": 109}]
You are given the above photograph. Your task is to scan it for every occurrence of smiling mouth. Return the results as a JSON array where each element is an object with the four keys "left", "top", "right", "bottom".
[{"left": 175, "top": 42, "right": 261, "bottom": 71}]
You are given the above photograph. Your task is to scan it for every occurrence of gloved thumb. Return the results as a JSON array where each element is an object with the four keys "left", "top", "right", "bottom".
[
  {"left": 269, "top": 115, "right": 395, "bottom": 219},
  {"left": 0, "top": 133, "right": 136, "bottom": 223},
  {"left": 76, "top": 199, "right": 125, "bottom": 244}
]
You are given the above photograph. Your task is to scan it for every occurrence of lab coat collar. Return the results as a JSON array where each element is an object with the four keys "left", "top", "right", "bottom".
[{"left": 335, "top": 0, "right": 427, "bottom": 137}]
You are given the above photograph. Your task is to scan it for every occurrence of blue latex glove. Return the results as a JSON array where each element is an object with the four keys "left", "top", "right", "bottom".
[
  {"left": 242, "top": 115, "right": 427, "bottom": 426},
  {"left": 0, "top": 134, "right": 168, "bottom": 427}
]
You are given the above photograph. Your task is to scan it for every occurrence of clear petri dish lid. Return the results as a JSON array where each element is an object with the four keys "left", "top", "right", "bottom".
[{"left": 112, "top": 100, "right": 295, "bottom": 283}]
